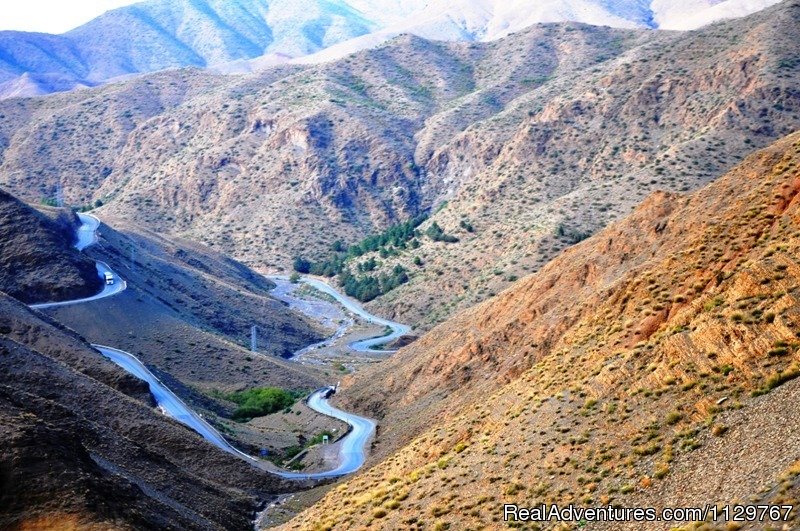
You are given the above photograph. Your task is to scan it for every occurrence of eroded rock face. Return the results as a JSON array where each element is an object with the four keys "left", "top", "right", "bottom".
[
  {"left": 362, "top": 1, "right": 800, "bottom": 330},
  {"left": 5, "top": 13, "right": 782, "bottom": 276},
  {"left": 2, "top": 0, "right": 788, "bottom": 331}
]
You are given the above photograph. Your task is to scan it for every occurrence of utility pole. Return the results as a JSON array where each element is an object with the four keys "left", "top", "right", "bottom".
[
  {"left": 56, "top": 182, "right": 64, "bottom": 208},
  {"left": 251, "top": 325, "right": 258, "bottom": 353}
]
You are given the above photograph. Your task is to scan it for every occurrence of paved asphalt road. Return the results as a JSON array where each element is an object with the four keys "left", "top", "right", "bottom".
[
  {"left": 30, "top": 213, "right": 126, "bottom": 309},
  {"left": 269, "top": 275, "right": 411, "bottom": 353},
  {"left": 30, "top": 213, "right": 389, "bottom": 479}
]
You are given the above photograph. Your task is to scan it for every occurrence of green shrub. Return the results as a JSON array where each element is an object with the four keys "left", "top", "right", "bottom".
[
  {"left": 752, "top": 365, "right": 800, "bottom": 396},
  {"left": 293, "top": 257, "right": 312, "bottom": 274},
  {"left": 633, "top": 443, "right": 661, "bottom": 456},
  {"left": 426, "top": 222, "right": 459, "bottom": 243},
  {"left": 308, "top": 431, "right": 334, "bottom": 446},
  {"left": 226, "top": 387, "right": 302, "bottom": 420}
]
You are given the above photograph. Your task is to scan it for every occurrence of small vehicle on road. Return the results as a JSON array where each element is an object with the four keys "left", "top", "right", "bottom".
[{"left": 104, "top": 272, "right": 114, "bottom": 285}]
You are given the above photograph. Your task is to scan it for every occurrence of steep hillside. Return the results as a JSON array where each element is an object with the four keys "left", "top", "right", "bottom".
[
  {"left": 56, "top": 216, "right": 326, "bottom": 360},
  {"left": 280, "top": 131, "right": 800, "bottom": 530},
  {"left": 0, "top": 293, "right": 292, "bottom": 530},
  {"left": 362, "top": 0, "right": 800, "bottom": 329},
  {"left": 0, "top": 189, "right": 101, "bottom": 303}
]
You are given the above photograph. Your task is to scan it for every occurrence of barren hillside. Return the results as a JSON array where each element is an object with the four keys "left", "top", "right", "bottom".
[
  {"left": 0, "top": 293, "right": 295, "bottom": 530},
  {"left": 362, "top": 0, "right": 800, "bottom": 329},
  {"left": 0, "top": 189, "right": 101, "bottom": 303},
  {"left": 282, "top": 132, "right": 800, "bottom": 529},
  {"left": 0, "top": 21, "right": 644, "bottom": 272}
]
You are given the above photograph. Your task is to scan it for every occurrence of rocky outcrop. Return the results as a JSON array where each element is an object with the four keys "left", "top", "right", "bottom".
[{"left": 0, "top": 190, "right": 101, "bottom": 304}]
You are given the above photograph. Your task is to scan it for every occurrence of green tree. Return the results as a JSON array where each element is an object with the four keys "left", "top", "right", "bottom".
[{"left": 293, "top": 256, "right": 312, "bottom": 274}]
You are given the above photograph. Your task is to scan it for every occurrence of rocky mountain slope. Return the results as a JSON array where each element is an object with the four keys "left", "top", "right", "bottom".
[
  {"left": 0, "top": 189, "right": 101, "bottom": 303},
  {"left": 0, "top": 20, "right": 646, "bottom": 263},
  {"left": 1, "top": 2, "right": 798, "bottom": 332},
  {"left": 354, "top": 0, "right": 800, "bottom": 329},
  {"left": 0, "top": 293, "right": 294, "bottom": 530},
  {"left": 280, "top": 130, "right": 800, "bottom": 531},
  {"left": 0, "top": 0, "right": 783, "bottom": 99}
]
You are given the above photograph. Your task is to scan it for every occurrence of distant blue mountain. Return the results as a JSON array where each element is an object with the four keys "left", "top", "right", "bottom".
[{"left": 0, "top": 0, "right": 376, "bottom": 96}]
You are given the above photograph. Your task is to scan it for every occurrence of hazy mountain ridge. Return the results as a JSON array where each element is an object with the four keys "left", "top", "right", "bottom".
[
  {"left": 0, "top": 21, "right": 647, "bottom": 270},
  {"left": 0, "top": 0, "right": 376, "bottom": 98},
  {"left": 0, "top": 0, "right": 784, "bottom": 99}
]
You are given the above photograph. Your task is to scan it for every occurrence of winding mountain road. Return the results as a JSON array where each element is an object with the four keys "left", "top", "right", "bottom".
[
  {"left": 30, "top": 260, "right": 126, "bottom": 310},
  {"left": 74, "top": 213, "right": 100, "bottom": 250},
  {"left": 30, "top": 214, "right": 126, "bottom": 310},
  {"left": 269, "top": 275, "right": 411, "bottom": 353},
  {"left": 30, "top": 213, "right": 394, "bottom": 480},
  {"left": 274, "top": 389, "right": 376, "bottom": 479}
]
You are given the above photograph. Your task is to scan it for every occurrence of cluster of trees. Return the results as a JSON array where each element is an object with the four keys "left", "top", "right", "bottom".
[
  {"left": 293, "top": 255, "right": 343, "bottom": 277},
  {"left": 293, "top": 214, "right": 428, "bottom": 278},
  {"left": 358, "top": 256, "right": 378, "bottom": 272},
  {"left": 293, "top": 213, "right": 460, "bottom": 302},
  {"left": 426, "top": 222, "right": 459, "bottom": 243},
  {"left": 556, "top": 223, "right": 591, "bottom": 244},
  {"left": 339, "top": 265, "right": 409, "bottom": 302},
  {"left": 349, "top": 213, "right": 429, "bottom": 256}
]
